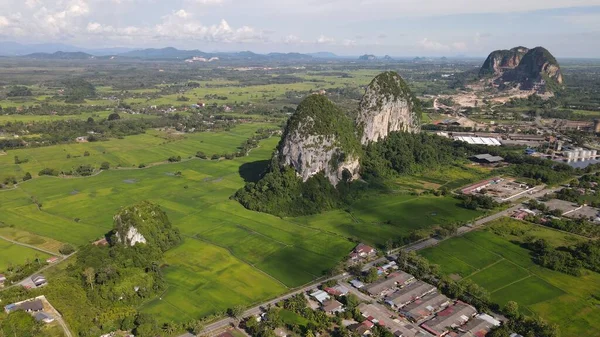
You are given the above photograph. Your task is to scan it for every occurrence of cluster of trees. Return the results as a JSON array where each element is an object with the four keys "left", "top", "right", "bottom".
[
  {"left": 458, "top": 194, "right": 499, "bottom": 210},
  {"left": 6, "top": 86, "right": 33, "bottom": 97},
  {"left": 0, "top": 201, "right": 183, "bottom": 337},
  {"left": 63, "top": 78, "right": 96, "bottom": 103},
  {"left": 243, "top": 292, "right": 356, "bottom": 337},
  {"left": 0, "top": 310, "right": 46, "bottom": 337},
  {"left": 523, "top": 237, "right": 600, "bottom": 276}
]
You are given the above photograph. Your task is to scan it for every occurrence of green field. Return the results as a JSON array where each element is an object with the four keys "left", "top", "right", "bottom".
[
  {"left": 420, "top": 218, "right": 600, "bottom": 336},
  {"left": 292, "top": 194, "right": 483, "bottom": 247},
  {"left": 140, "top": 239, "right": 286, "bottom": 321},
  {"left": 0, "top": 133, "right": 487, "bottom": 322},
  {"left": 0, "top": 238, "right": 52, "bottom": 272},
  {"left": 0, "top": 122, "right": 277, "bottom": 179},
  {"left": 0, "top": 111, "right": 156, "bottom": 124}
]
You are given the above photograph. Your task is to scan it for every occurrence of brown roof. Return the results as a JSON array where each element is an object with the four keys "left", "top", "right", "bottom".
[{"left": 322, "top": 299, "right": 343, "bottom": 312}]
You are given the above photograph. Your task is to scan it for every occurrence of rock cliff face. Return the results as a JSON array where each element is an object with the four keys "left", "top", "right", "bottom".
[
  {"left": 113, "top": 201, "right": 181, "bottom": 250},
  {"left": 480, "top": 46, "right": 563, "bottom": 92},
  {"left": 278, "top": 95, "right": 361, "bottom": 186},
  {"left": 512, "top": 47, "right": 563, "bottom": 85},
  {"left": 357, "top": 71, "right": 421, "bottom": 144},
  {"left": 480, "top": 46, "right": 529, "bottom": 76}
]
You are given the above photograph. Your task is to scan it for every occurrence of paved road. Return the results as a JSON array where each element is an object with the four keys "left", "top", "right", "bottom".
[
  {"left": 1, "top": 252, "right": 76, "bottom": 291},
  {"left": 185, "top": 185, "right": 560, "bottom": 336}
]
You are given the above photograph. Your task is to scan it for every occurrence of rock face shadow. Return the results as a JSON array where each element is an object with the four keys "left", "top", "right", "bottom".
[{"left": 238, "top": 160, "right": 270, "bottom": 183}]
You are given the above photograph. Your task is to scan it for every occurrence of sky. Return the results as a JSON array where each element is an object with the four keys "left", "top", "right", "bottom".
[{"left": 0, "top": 0, "right": 599, "bottom": 57}]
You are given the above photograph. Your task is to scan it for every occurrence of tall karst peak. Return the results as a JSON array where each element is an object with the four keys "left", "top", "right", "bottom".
[
  {"left": 479, "top": 47, "right": 529, "bottom": 76},
  {"left": 480, "top": 46, "right": 563, "bottom": 92},
  {"left": 357, "top": 71, "right": 421, "bottom": 145},
  {"left": 278, "top": 94, "right": 361, "bottom": 186}
]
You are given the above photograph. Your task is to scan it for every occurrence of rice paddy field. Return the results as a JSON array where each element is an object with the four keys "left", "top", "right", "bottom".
[
  {"left": 419, "top": 218, "right": 600, "bottom": 337},
  {"left": 0, "top": 122, "right": 278, "bottom": 178},
  {"left": 0, "top": 130, "right": 487, "bottom": 322},
  {"left": 0, "top": 238, "right": 52, "bottom": 271}
]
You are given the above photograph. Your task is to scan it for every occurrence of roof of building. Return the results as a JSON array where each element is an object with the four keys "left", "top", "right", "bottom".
[
  {"left": 454, "top": 136, "right": 501, "bottom": 146},
  {"left": 355, "top": 243, "right": 375, "bottom": 254},
  {"left": 365, "top": 271, "right": 415, "bottom": 295},
  {"left": 34, "top": 312, "right": 53, "bottom": 322},
  {"left": 325, "top": 284, "right": 349, "bottom": 296},
  {"left": 358, "top": 303, "right": 428, "bottom": 337},
  {"left": 420, "top": 302, "right": 477, "bottom": 336},
  {"left": 19, "top": 300, "right": 43, "bottom": 312},
  {"left": 385, "top": 281, "right": 437, "bottom": 307},
  {"left": 350, "top": 279, "right": 365, "bottom": 288},
  {"left": 310, "top": 289, "right": 331, "bottom": 303},
  {"left": 322, "top": 299, "right": 344, "bottom": 312},
  {"left": 400, "top": 292, "right": 451, "bottom": 322},
  {"left": 456, "top": 317, "right": 496, "bottom": 337}
]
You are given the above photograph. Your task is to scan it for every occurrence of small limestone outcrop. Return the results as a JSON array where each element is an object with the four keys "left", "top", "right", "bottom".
[
  {"left": 480, "top": 46, "right": 563, "bottom": 92},
  {"left": 278, "top": 95, "right": 361, "bottom": 185},
  {"left": 357, "top": 71, "right": 421, "bottom": 144},
  {"left": 479, "top": 46, "right": 529, "bottom": 76},
  {"left": 113, "top": 201, "right": 181, "bottom": 250}
]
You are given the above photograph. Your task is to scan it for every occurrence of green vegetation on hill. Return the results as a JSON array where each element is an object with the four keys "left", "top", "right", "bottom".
[
  {"left": 359, "top": 71, "right": 422, "bottom": 121},
  {"left": 281, "top": 94, "right": 360, "bottom": 156},
  {"left": 112, "top": 201, "right": 181, "bottom": 254},
  {"left": 1, "top": 201, "right": 182, "bottom": 337}
]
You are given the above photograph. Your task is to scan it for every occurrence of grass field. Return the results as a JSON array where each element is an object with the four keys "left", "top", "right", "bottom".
[
  {"left": 140, "top": 238, "right": 286, "bottom": 322},
  {"left": 292, "top": 194, "right": 483, "bottom": 247},
  {"left": 0, "top": 128, "right": 487, "bottom": 323},
  {"left": 0, "top": 122, "right": 278, "bottom": 179},
  {"left": 0, "top": 111, "right": 157, "bottom": 124},
  {"left": 0, "top": 238, "right": 52, "bottom": 272},
  {"left": 0, "top": 226, "right": 64, "bottom": 254},
  {"left": 420, "top": 218, "right": 600, "bottom": 336}
]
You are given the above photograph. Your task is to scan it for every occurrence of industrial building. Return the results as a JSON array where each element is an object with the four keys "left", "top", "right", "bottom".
[{"left": 453, "top": 136, "right": 501, "bottom": 146}]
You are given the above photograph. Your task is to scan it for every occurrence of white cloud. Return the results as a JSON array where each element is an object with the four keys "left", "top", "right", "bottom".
[
  {"left": 0, "top": 16, "right": 9, "bottom": 28},
  {"left": 317, "top": 34, "right": 335, "bottom": 44},
  {"left": 418, "top": 38, "right": 468, "bottom": 52},
  {"left": 83, "top": 10, "right": 265, "bottom": 44},
  {"left": 342, "top": 39, "right": 356, "bottom": 47},
  {"left": 419, "top": 38, "right": 450, "bottom": 52},
  {"left": 452, "top": 42, "right": 467, "bottom": 50},
  {"left": 187, "top": 0, "right": 225, "bottom": 4},
  {"left": 283, "top": 34, "right": 303, "bottom": 44}
]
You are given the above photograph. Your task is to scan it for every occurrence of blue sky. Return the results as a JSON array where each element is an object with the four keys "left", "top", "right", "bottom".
[{"left": 0, "top": 0, "right": 599, "bottom": 57}]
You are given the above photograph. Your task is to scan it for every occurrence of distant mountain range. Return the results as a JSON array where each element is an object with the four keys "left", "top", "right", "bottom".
[{"left": 0, "top": 42, "right": 344, "bottom": 61}]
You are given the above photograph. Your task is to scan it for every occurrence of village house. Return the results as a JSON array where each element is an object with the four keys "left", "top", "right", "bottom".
[
  {"left": 349, "top": 243, "right": 376, "bottom": 260},
  {"left": 310, "top": 289, "right": 330, "bottom": 304},
  {"left": 75, "top": 136, "right": 88, "bottom": 143},
  {"left": 400, "top": 292, "right": 451, "bottom": 322},
  {"left": 322, "top": 299, "right": 345, "bottom": 314},
  {"left": 46, "top": 256, "right": 59, "bottom": 264},
  {"left": 357, "top": 303, "right": 429, "bottom": 337},
  {"left": 0, "top": 274, "right": 6, "bottom": 286},
  {"left": 385, "top": 281, "right": 437, "bottom": 309},
  {"left": 364, "top": 271, "right": 415, "bottom": 297},
  {"left": 420, "top": 301, "right": 478, "bottom": 337},
  {"left": 31, "top": 275, "right": 47, "bottom": 287},
  {"left": 456, "top": 314, "right": 501, "bottom": 337},
  {"left": 350, "top": 279, "right": 365, "bottom": 289},
  {"left": 5, "top": 299, "right": 44, "bottom": 314},
  {"left": 325, "top": 284, "right": 349, "bottom": 296},
  {"left": 34, "top": 312, "right": 55, "bottom": 324}
]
